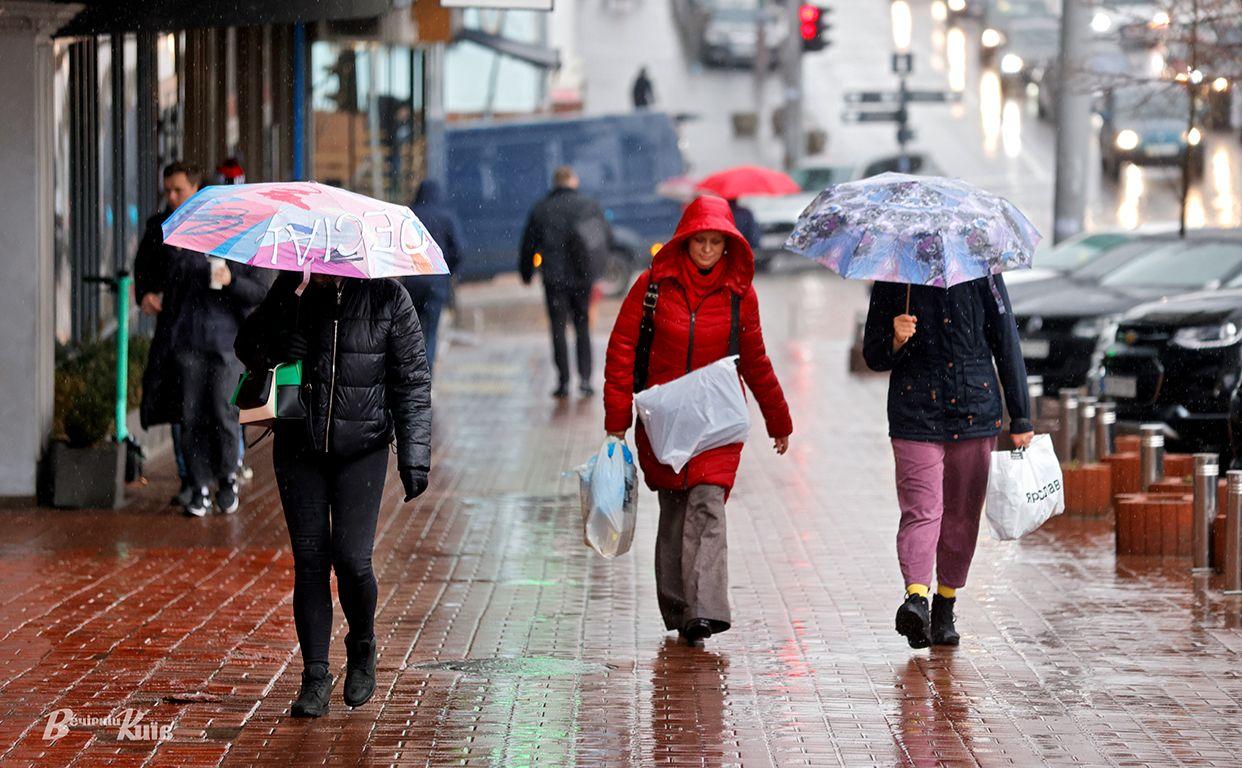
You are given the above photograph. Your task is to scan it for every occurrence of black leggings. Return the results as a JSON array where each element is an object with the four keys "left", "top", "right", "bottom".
[{"left": 273, "top": 434, "right": 389, "bottom": 667}]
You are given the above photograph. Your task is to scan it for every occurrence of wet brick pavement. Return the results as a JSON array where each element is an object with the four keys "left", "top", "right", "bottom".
[{"left": 2, "top": 273, "right": 1242, "bottom": 767}]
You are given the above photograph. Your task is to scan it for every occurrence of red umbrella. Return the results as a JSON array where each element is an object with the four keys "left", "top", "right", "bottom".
[{"left": 696, "top": 165, "right": 800, "bottom": 199}]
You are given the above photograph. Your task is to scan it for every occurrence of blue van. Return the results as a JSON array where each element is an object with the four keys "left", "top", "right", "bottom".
[{"left": 434, "top": 111, "right": 686, "bottom": 287}]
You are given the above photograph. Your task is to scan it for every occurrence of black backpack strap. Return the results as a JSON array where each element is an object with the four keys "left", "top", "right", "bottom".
[
  {"left": 632, "top": 279, "right": 661, "bottom": 393},
  {"left": 728, "top": 292, "right": 741, "bottom": 357}
]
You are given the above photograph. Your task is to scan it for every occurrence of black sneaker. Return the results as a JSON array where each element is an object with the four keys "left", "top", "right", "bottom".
[
  {"left": 579, "top": 383, "right": 596, "bottom": 397},
  {"left": 291, "top": 663, "right": 334, "bottom": 718},
  {"left": 238, "top": 464, "right": 254, "bottom": 485},
  {"left": 551, "top": 384, "right": 570, "bottom": 398},
  {"left": 171, "top": 480, "right": 194, "bottom": 508},
  {"left": 931, "top": 594, "right": 961, "bottom": 646},
  {"left": 216, "top": 476, "right": 240, "bottom": 515},
  {"left": 681, "top": 618, "right": 712, "bottom": 647},
  {"left": 895, "top": 593, "right": 931, "bottom": 649},
  {"left": 342, "top": 633, "right": 377, "bottom": 708},
  {"left": 183, "top": 487, "right": 211, "bottom": 518}
]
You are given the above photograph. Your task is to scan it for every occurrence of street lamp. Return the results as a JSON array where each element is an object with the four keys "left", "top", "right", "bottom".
[{"left": 891, "top": 1, "right": 913, "bottom": 54}]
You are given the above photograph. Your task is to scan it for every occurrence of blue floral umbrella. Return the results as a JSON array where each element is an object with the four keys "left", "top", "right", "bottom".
[{"left": 784, "top": 173, "right": 1041, "bottom": 309}]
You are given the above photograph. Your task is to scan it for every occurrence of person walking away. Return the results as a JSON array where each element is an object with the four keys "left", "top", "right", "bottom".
[
  {"left": 727, "top": 198, "right": 762, "bottom": 252},
  {"left": 603, "top": 196, "right": 793, "bottom": 646},
  {"left": 134, "top": 161, "right": 201, "bottom": 507},
  {"left": 520, "top": 165, "right": 610, "bottom": 398},
  {"left": 235, "top": 271, "right": 432, "bottom": 717},
  {"left": 400, "top": 180, "right": 465, "bottom": 375},
  {"left": 212, "top": 156, "right": 252, "bottom": 480},
  {"left": 161, "top": 212, "right": 270, "bottom": 517},
  {"left": 862, "top": 278, "right": 1033, "bottom": 649},
  {"left": 632, "top": 66, "right": 656, "bottom": 109}
]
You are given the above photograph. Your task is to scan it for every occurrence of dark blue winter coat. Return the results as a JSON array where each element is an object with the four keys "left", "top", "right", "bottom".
[
  {"left": 403, "top": 180, "right": 464, "bottom": 304},
  {"left": 863, "top": 275, "right": 1032, "bottom": 443}
]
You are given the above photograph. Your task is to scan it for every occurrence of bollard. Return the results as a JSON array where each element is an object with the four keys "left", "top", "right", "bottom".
[
  {"left": 1095, "top": 401, "right": 1117, "bottom": 458},
  {"left": 1193, "top": 454, "right": 1219, "bottom": 572},
  {"left": 1226, "top": 470, "right": 1242, "bottom": 594},
  {"left": 1139, "top": 424, "right": 1165, "bottom": 490},
  {"left": 1077, "top": 400, "right": 1098, "bottom": 465},
  {"left": 1057, "top": 390, "right": 1079, "bottom": 463},
  {"left": 1028, "top": 375, "right": 1045, "bottom": 419}
]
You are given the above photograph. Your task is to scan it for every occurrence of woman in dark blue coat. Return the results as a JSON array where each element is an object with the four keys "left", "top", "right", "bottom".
[{"left": 863, "top": 274, "right": 1033, "bottom": 649}]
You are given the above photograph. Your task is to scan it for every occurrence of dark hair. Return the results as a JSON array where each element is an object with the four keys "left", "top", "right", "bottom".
[{"left": 163, "top": 161, "right": 204, "bottom": 188}]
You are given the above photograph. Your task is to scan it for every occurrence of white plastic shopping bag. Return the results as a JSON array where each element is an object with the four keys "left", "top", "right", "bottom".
[
  {"left": 985, "top": 434, "right": 1065, "bottom": 540},
  {"left": 574, "top": 437, "right": 638, "bottom": 558},
  {"left": 633, "top": 356, "right": 750, "bottom": 472}
]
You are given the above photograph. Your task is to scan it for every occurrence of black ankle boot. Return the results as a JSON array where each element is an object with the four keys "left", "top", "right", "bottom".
[
  {"left": 895, "top": 593, "right": 931, "bottom": 649},
  {"left": 680, "top": 618, "right": 712, "bottom": 646},
  {"left": 343, "top": 634, "right": 377, "bottom": 707},
  {"left": 291, "top": 663, "right": 334, "bottom": 717},
  {"left": 931, "top": 594, "right": 961, "bottom": 646}
]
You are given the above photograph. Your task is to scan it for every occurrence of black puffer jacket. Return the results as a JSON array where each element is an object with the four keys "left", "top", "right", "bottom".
[
  {"left": 863, "top": 275, "right": 1032, "bottom": 443},
  {"left": 235, "top": 272, "right": 432, "bottom": 471}
]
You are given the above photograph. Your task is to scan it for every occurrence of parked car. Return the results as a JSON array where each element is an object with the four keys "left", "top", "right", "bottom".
[
  {"left": 1012, "top": 232, "right": 1242, "bottom": 393},
  {"left": 1006, "top": 230, "right": 1140, "bottom": 288},
  {"left": 1098, "top": 84, "right": 1205, "bottom": 182},
  {"left": 751, "top": 153, "right": 944, "bottom": 270},
  {"left": 436, "top": 111, "right": 685, "bottom": 284},
  {"left": 1102, "top": 287, "right": 1242, "bottom": 455},
  {"left": 980, "top": 0, "right": 1056, "bottom": 65},
  {"left": 995, "top": 15, "right": 1061, "bottom": 96},
  {"left": 700, "top": 0, "right": 788, "bottom": 68},
  {"left": 1089, "top": 0, "right": 1169, "bottom": 46}
]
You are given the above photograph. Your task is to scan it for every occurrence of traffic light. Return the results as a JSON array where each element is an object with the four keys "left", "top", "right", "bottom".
[{"left": 799, "top": 3, "right": 830, "bottom": 52}]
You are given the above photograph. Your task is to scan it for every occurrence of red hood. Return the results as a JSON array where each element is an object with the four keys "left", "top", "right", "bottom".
[{"left": 650, "top": 196, "right": 754, "bottom": 295}]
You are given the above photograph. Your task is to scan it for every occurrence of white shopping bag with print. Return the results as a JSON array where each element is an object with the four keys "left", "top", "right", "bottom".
[
  {"left": 634, "top": 356, "right": 750, "bottom": 473},
  {"left": 985, "top": 434, "right": 1065, "bottom": 540},
  {"left": 573, "top": 437, "right": 638, "bottom": 558}
]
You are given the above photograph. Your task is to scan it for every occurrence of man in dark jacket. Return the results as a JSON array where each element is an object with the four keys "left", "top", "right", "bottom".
[
  {"left": 519, "top": 165, "right": 610, "bottom": 398},
  {"left": 134, "top": 162, "right": 203, "bottom": 505},
  {"left": 728, "top": 198, "right": 762, "bottom": 252},
  {"left": 632, "top": 66, "right": 655, "bottom": 109},
  {"left": 400, "top": 180, "right": 464, "bottom": 375},
  {"left": 147, "top": 167, "right": 270, "bottom": 517}
]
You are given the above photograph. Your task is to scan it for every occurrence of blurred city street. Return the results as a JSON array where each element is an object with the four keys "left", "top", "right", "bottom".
[{"left": 4, "top": 274, "right": 1242, "bottom": 766}]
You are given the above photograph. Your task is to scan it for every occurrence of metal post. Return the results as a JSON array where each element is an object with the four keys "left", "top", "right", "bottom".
[
  {"left": 1225, "top": 470, "right": 1242, "bottom": 593},
  {"left": 1077, "top": 400, "right": 1097, "bottom": 465},
  {"left": 115, "top": 275, "right": 131, "bottom": 443},
  {"left": 1140, "top": 424, "right": 1165, "bottom": 490},
  {"left": 1052, "top": 0, "right": 1091, "bottom": 243},
  {"left": 1193, "top": 453, "right": 1219, "bottom": 572},
  {"left": 1028, "top": 375, "right": 1045, "bottom": 418},
  {"left": 1057, "top": 389, "right": 1079, "bottom": 462},
  {"left": 1095, "top": 401, "right": 1116, "bottom": 458},
  {"left": 781, "top": 0, "right": 804, "bottom": 169},
  {"left": 292, "top": 22, "right": 306, "bottom": 180}
]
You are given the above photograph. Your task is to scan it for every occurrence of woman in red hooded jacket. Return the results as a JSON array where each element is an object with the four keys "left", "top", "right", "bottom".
[{"left": 603, "top": 196, "right": 793, "bottom": 645}]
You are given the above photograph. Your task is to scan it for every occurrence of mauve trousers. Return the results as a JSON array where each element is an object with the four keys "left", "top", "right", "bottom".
[{"left": 891, "top": 436, "right": 996, "bottom": 590}]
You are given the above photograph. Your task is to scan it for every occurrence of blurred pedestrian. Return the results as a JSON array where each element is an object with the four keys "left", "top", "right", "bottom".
[
  {"left": 727, "top": 198, "right": 762, "bottom": 251},
  {"left": 215, "top": 156, "right": 246, "bottom": 185},
  {"left": 632, "top": 66, "right": 656, "bottom": 109},
  {"left": 401, "top": 179, "right": 465, "bottom": 375},
  {"left": 133, "top": 161, "right": 200, "bottom": 506},
  {"left": 862, "top": 277, "right": 1032, "bottom": 649},
  {"left": 519, "top": 165, "right": 611, "bottom": 397},
  {"left": 603, "top": 196, "right": 793, "bottom": 646},
  {"left": 236, "top": 271, "right": 432, "bottom": 717},
  {"left": 144, "top": 164, "right": 269, "bottom": 517}
]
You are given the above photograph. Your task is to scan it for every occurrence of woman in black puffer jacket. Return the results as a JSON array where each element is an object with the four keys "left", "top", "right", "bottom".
[{"left": 236, "top": 271, "right": 432, "bottom": 717}]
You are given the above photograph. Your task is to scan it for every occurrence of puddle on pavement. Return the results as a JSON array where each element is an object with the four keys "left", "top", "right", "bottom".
[{"left": 411, "top": 656, "right": 615, "bottom": 678}]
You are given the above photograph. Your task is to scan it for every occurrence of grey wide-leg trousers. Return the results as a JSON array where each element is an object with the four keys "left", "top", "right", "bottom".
[{"left": 655, "top": 484, "right": 731, "bottom": 634}]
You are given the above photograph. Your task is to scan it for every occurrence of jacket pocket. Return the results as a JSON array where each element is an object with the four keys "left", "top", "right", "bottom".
[{"left": 964, "top": 373, "right": 1002, "bottom": 428}]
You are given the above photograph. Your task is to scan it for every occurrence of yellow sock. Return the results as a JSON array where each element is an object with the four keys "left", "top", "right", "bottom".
[
  {"left": 906, "top": 583, "right": 929, "bottom": 598},
  {"left": 936, "top": 585, "right": 957, "bottom": 599}
]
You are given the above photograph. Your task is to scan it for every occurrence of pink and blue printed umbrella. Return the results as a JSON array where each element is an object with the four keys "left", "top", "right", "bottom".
[
  {"left": 784, "top": 173, "right": 1041, "bottom": 291},
  {"left": 162, "top": 182, "right": 449, "bottom": 280}
]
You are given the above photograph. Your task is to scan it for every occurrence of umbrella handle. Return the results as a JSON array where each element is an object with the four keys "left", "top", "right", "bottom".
[
  {"left": 294, "top": 262, "right": 313, "bottom": 297},
  {"left": 905, "top": 284, "right": 911, "bottom": 315}
]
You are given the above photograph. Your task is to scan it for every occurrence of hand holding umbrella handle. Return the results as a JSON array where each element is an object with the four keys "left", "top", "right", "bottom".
[{"left": 893, "top": 313, "right": 918, "bottom": 352}]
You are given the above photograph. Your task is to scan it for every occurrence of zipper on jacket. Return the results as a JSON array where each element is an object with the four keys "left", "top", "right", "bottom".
[
  {"left": 323, "top": 283, "right": 343, "bottom": 453},
  {"left": 685, "top": 311, "right": 697, "bottom": 373}
]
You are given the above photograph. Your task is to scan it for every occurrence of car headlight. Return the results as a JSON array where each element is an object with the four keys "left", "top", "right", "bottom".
[
  {"left": 1214, "top": 77, "right": 1230, "bottom": 93},
  {"left": 1151, "top": 10, "right": 1170, "bottom": 27},
  {"left": 1115, "top": 129, "right": 1141, "bottom": 151},
  {"left": 948, "top": 0, "right": 966, "bottom": 11},
  {"left": 1091, "top": 11, "right": 1112, "bottom": 33},
  {"left": 1000, "top": 54, "right": 1024, "bottom": 74},
  {"left": 981, "top": 28, "right": 1004, "bottom": 48},
  {"left": 1173, "top": 321, "right": 1242, "bottom": 349},
  {"left": 1186, "top": 127, "right": 1202, "bottom": 146}
]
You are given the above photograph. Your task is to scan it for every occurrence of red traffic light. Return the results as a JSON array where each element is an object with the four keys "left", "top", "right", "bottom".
[
  {"left": 801, "top": 21, "right": 818, "bottom": 40},
  {"left": 799, "top": 4, "right": 821, "bottom": 23}
]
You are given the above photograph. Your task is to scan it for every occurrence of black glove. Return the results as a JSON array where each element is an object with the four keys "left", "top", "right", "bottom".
[
  {"left": 400, "top": 467, "right": 429, "bottom": 502},
  {"left": 285, "top": 331, "right": 309, "bottom": 360}
]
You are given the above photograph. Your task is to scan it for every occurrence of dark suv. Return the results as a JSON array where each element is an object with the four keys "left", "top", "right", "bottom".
[{"left": 1101, "top": 288, "right": 1242, "bottom": 453}]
